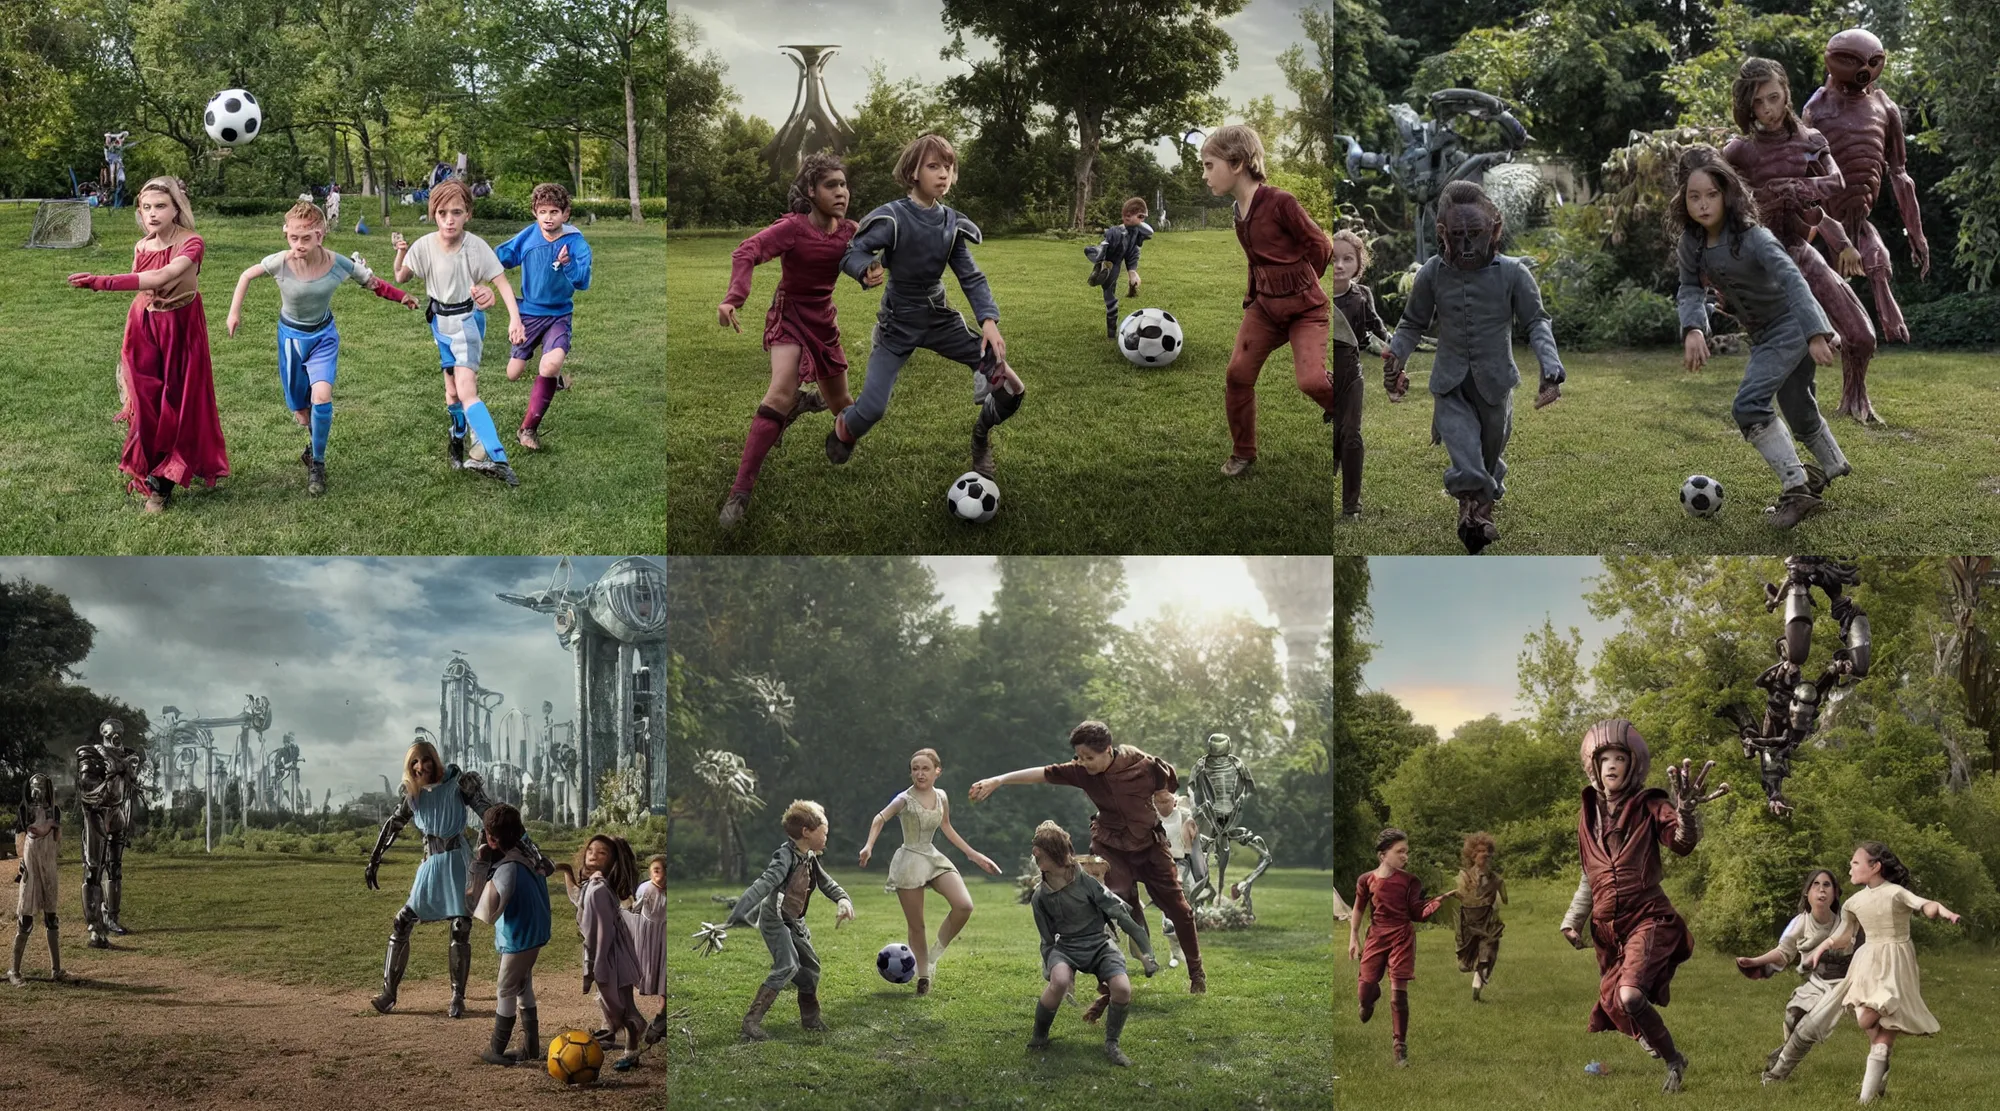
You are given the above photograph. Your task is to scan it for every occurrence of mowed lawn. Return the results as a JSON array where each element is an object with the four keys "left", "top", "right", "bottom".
[
  {"left": 666, "top": 230, "right": 1337, "bottom": 554},
  {"left": 1333, "top": 345, "right": 2000, "bottom": 554},
  {"left": 666, "top": 866, "right": 1334, "bottom": 1109},
  {"left": 1337, "top": 877, "right": 2000, "bottom": 1109},
  {"left": 0, "top": 205, "right": 663, "bottom": 554}
]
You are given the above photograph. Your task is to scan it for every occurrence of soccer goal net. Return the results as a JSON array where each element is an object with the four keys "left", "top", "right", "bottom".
[{"left": 26, "top": 199, "right": 94, "bottom": 248}]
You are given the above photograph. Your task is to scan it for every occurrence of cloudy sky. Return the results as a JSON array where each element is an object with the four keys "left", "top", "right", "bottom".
[
  {"left": 0, "top": 557, "right": 642, "bottom": 805},
  {"left": 1360, "top": 557, "right": 1620, "bottom": 733},
  {"left": 676, "top": 0, "right": 1314, "bottom": 153}
]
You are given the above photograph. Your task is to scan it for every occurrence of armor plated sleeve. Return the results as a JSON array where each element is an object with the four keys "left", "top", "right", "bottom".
[
  {"left": 1560, "top": 872, "right": 1592, "bottom": 933},
  {"left": 1749, "top": 227, "right": 1834, "bottom": 340},
  {"left": 724, "top": 847, "right": 790, "bottom": 929},
  {"left": 1657, "top": 794, "right": 1701, "bottom": 856},
  {"left": 1508, "top": 261, "right": 1564, "bottom": 383},
  {"left": 1675, "top": 234, "right": 1710, "bottom": 336},
  {"left": 369, "top": 796, "right": 415, "bottom": 869},
  {"left": 842, "top": 210, "right": 896, "bottom": 283},
  {"left": 1389, "top": 260, "right": 1439, "bottom": 364}
]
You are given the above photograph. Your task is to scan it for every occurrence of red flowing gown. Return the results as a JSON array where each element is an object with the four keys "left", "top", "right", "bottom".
[
  {"left": 118, "top": 235, "right": 229, "bottom": 491},
  {"left": 722, "top": 211, "right": 856, "bottom": 384}
]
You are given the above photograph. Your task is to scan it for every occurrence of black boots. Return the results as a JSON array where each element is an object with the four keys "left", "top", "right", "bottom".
[
  {"left": 513, "top": 1006, "right": 541, "bottom": 1064},
  {"left": 482, "top": 1013, "right": 518, "bottom": 1066}
]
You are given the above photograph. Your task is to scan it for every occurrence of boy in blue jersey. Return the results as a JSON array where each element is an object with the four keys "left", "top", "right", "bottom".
[
  {"left": 495, "top": 183, "right": 593, "bottom": 451},
  {"left": 468, "top": 803, "right": 553, "bottom": 1066}
]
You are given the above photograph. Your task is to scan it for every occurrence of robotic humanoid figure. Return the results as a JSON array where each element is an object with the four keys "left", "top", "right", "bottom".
[
  {"left": 1727, "top": 558, "right": 1870, "bottom": 815},
  {"left": 1336, "top": 90, "right": 1530, "bottom": 265},
  {"left": 366, "top": 739, "right": 554, "bottom": 1019},
  {"left": 1190, "top": 734, "right": 1272, "bottom": 916},
  {"left": 76, "top": 719, "right": 144, "bottom": 948}
]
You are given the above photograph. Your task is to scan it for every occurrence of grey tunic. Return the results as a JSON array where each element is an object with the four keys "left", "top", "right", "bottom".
[
  {"left": 725, "top": 841, "right": 851, "bottom": 994},
  {"left": 841, "top": 197, "right": 997, "bottom": 326},
  {"left": 1676, "top": 226, "right": 1836, "bottom": 432},
  {"left": 1032, "top": 866, "right": 1154, "bottom": 981},
  {"left": 1389, "top": 255, "right": 1565, "bottom": 407}
]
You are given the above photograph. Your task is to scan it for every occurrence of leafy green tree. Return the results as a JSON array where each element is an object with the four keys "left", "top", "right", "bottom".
[
  {"left": 841, "top": 66, "right": 967, "bottom": 218},
  {"left": 0, "top": 578, "right": 150, "bottom": 799},
  {"left": 940, "top": 0, "right": 1242, "bottom": 230},
  {"left": 1909, "top": 0, "right": 2000, "bottom": 289},
  {"left": 1277, "top": 0, "right": 1409, "bottom": 165}
]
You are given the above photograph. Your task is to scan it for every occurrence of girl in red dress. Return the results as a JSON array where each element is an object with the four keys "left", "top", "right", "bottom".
[
  {"left": 714, "top": 153, "right": 881, "bottom": 530},
  {"left": 1347, "top": 827, "right": 1453, "bottom": 1066},
  {"left": 67, "top": 176, "right": 229, "bottom": 512}
]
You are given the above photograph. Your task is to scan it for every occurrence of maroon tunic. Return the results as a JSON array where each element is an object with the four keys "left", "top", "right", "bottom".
[
  {"left": 1041, "top": 746, "right": 1177, "bottom": 854},
  {"left": 722, "top": 212, "right": 857, "bottom": 383},
  {"left": 1354, "top": 868, "right": 1444, "bottom": 984},
  {"left": 1232, "top": 185, "right": 1333, "bottom": 309},
  {"left": 119, "top": 235, "right": 229, "bottom": 492},
  {"left": 1577, "top": 786, "right": 1696, "bottom": 1036}
]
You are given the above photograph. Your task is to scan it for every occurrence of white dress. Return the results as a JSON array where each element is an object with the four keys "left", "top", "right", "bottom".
[
  {"left": 628, "top": 879, "right": 665, "bottom": 996},
  {"left": 14, "top": 806, "right": 60, "bottom": 918},
  {"left": 1835, "top": 882, "right": 1940, "bottom": 1034},
  {"left": 884, "top": 790, "right": 959, "bottom": 891}
]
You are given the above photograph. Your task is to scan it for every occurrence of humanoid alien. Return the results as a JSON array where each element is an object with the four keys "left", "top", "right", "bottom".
[
  {"left": 1724, "top": 558, "right": 1870, "bottom": 815},
  {"left": 76, "top": 719, "right": 144, "bottom": 948},
  {"left": 1190, "top": 733, "right": 1271, "bottom": 916}
]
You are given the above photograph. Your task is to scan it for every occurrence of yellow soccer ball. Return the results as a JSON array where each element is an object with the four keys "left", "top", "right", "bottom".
[{"left": 547, "top": 1029, "right": 604, "bottom": 1085}]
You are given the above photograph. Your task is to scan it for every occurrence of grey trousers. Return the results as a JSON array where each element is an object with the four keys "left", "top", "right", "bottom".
[
  {"left": 1433, "top": 377, "right": 1512, "bottom": 500},
  {"left": 495, "top": 947, "right": 540, "bottom": 1016},
  {"left": 759, "top": 913, "right": 821, "bottom": 993},
  {"left": 1733, "top": 317, "right": 1825, "bottom": 437},
  {"left": 842, "top": 299, "right": 989, "bottom": 440}
]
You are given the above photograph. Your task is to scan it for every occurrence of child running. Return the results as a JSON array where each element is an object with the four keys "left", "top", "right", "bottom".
[
  {"left": 225, "top": 200, "right": 417, "bottom": 496},
  {"left": 857, "top": 748, "right": 1001, "bottom": 995},
  {"left": 1452, "top": 831, "right": 1506, "bottom": 1001},
  {"left": 1085, "top": 197, "right": 1153, "bottom": 340},
  {"left": 716, "top": 153, "right": 871, "bottom": 529},
  {"left": 1328, "top": 229, "right": 1388, "bottom": 518},
  {"left": 1801, "top": 841, "right": 1962, "bottom": 1102},
  {"left": 1736, "top": 867, "right": 1858, "bottom": 1083},
  {"left": 1672, "top": 145, "right": 1849, "bottom": 529},
  {"left": 66, "top": 176, "right": 230, "bottom": 512},
  {"left": 493, "top": 183, "right": 592, "bottom": 451},
  {"left": 1026, "top": 819, "right": 1158, "bottom": 1066},
  {"left": 1349, "top": 827, "right": 1453, "bottom": 1066},
  {"left": 391, "top": 179, "right": 524, "bottom": 486},
  {"left": 1199, "top": 124, "right": 1349, "bottom": 477},
  {"left": 833, "top": 134, "right": 1026, "bottom": 479}
]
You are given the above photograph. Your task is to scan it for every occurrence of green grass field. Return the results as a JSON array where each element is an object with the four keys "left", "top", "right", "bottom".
[
  {"left": 0, "top": 205, "right": 663, "bottom": 554},
  {"left": 665, "top": 866, "right": 1333, "bottom": 1109},
  {"left": 1337, "top": 877, "right": 2000, "bottom": 1109},
  {"left": 1332, "top": 346, "right": 2000, "bottom": 554},
  {"left": 666, "top": 230, "right": 1337, "bottom": 554}
]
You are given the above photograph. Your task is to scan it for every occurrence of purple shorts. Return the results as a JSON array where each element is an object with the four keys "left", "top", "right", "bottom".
[{"left": 510, "top": 313, "right": 572, "bottom": 361}]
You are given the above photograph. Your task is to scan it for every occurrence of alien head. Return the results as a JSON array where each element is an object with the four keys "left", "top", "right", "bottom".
[
  {"left": 1205, "top": 733, "right": 1233, "bottom": 758},
  {"left": 1436, "top": 181, "right": 1502, "bottom": 271},
  {"left": 1825, "top": 28, "right": 1886, "bottom": 96},
  {"left": 98, "top": 718, "right": 124, "bottom": 743}
]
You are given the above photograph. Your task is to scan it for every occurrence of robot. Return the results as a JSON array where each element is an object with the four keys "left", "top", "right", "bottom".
[
  {"left": 1190, "top": 733, "right": 1272, "bottom": 916},
  {"left": 1725, "top": 558, "right": 1870, "bottom": 815},
  {"left": 1335, "top": 89, "right": 1531, "bottom": 265},
  {"left": 76, "top": 718, "right": 145, "bottom": 947}
]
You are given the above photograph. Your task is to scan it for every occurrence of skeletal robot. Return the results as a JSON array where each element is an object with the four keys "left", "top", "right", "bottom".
[
  {"left": 1335, "top": 89, "right": 1530, "bottom": 265},
  {"left": 76, "top": 718, "right": 144, "bottom": 948},
  {"left": 1724, "top": 558, "right": 1870, "bottom": 815},
  {"left": 1190, "top": 733, "right": 1272, "bottom": 916}
]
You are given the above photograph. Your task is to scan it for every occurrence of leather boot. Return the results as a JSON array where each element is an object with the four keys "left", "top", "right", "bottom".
[
  {"left": 447, "top": 919, "right": 472, "bottom": 1018},
  {"left": 741, "top": 984, "right": 779, "bottom": 1041},
  {"left": 1187, "top": 955, "right": 1207, "bottom": 994},
  {"left": 512, "top": 1006, "right": 542, "bottom": 1064},
  {"left": 799, "top": 990, "right": 829, "bottom": 1031},
  {"left": 481, "top": 1013, "right": 518, "bottom": 1066}
]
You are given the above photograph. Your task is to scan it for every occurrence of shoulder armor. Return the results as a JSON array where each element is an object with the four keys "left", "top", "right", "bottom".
[
  {"left": 857, "top": 206, "right": 899, "bottom": 251},
  {"left": 456, "top": 768, "right": 482, "bottom": 795},
  {"left": 954, "top": 214, "right": 983, "bottom": 245}
]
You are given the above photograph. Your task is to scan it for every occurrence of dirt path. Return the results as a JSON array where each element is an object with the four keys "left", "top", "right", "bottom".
[{"left": 0, "top": 934, "right": 664, "bottom": 1110}]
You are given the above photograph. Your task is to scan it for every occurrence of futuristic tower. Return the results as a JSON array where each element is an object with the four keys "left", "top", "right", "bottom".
[
  {"left": 1245, "top": 557, "right": 1333, "bottom": 687},
  {"left": 761, "top": 45, "right": 857, "bottom": 183}
]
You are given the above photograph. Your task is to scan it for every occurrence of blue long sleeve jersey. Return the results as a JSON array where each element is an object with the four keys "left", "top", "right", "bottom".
[{"left": 493, "top": 223, "right": 593, "bottom": 316}]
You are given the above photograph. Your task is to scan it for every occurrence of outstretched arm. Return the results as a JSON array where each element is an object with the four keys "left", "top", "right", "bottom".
[
  {"left": 226, "top": 265, "right": 266, "bottom": 337},
  {"left": 723, "top": 850, "right": 791, "bottom": 930},
  {"left": 967, "top": 766, "right": 1049, "bottom": 802},
  {"left": 858, "top": 792, "right": 905, "bottom": 867},
  {"left": 365, "top": 796, "right": 416, "bottom": 889}
]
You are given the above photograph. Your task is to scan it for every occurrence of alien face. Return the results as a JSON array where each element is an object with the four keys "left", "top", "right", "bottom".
[
  {"left": 1439, "top": 202, "right": 1499, "bottom": 271},
  {"left": 1825, "top": 28, "right": 1886, "bottom": 94},
  {"left": 99, "top": 718, "right": 124, "bottom": 743}
]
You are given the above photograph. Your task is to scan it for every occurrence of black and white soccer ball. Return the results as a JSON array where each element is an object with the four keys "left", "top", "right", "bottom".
[
  {"left": 204, "top": 89, "right": 262, "bottom": 146},
  {"left": 1118, "top": 307, "right": 1183, "bottom": 366},
  {"left": 877, "top": 942, "right": 918, "bottom": 983},
  {"left": 1680, "top": 474, "right": 1724, "bottom": 518},
  {"left": 946, "top": 471, "right": 999, "bottom": 523}
]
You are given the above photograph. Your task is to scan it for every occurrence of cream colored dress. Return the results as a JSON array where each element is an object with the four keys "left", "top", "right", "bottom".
[
  {"left": 15, "top": 807, "right": 60, "bottom": 918},
  {"left": 884, "top": 789, "right": 959, "bottom": 891},
  {"left": 1835, "top": 882, "right": 1940, "bottom": 1034}
]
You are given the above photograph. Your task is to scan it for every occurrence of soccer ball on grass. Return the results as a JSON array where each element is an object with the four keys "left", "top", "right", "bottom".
[
  {"left": 1118, "top": 308, "right": 1183, "bottom": 366},
  {"left": 878, "top": 942, "right": 918, "bottom": 983},
  {"left": 1680, "top": 474, "right": 1724, "bottom": 518}
]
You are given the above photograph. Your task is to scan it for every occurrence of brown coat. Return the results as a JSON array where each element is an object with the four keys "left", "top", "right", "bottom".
[{"left": 1233, "top": 185, "right": 1333, "bottom": 308}]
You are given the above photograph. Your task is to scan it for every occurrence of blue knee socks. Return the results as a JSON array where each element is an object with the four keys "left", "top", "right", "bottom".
[
  {"left": 463, "top": 400, "right": 508, "bottom": 462},
  {"left": 448, "top": 402, "right": 468, "bottom": 437},
  {"left": 310, "top": 401, "right": 333, "bottom": 462}
]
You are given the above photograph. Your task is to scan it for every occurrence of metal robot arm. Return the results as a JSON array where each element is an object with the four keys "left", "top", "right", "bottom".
[
  {"left": 366, "top": 796, "right": 415, "bottom": 889},
  {"left": 1428, "top": 89, "right": 1530, "bottom": 149},
  {"left": 1336, "top": 134, "right": 1391, "bottom": 182},
  {"left": 460, "top": 771, "right": 555, "bottom": 876}
]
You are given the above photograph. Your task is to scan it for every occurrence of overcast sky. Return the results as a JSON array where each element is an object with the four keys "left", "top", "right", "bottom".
[
  {"left": 1359, "top": 557, "right": 1620, "bottom": 733},
  {"left": 0, "top": 557, "right": 641, "bottom": 805},
  {"left": 676, "top": 0, "right": 1314, "bottom": 156}
]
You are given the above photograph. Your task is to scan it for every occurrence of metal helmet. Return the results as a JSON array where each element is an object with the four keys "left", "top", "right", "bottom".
[
  {"left": 1205, "top": 733, "right": 1233, "bottom": 758},
  {"left": 26, "top": 772, "right": 55, "bottom": 807},
  {"left": 99, "top": 718, "right": 124, "bottom": 742}
]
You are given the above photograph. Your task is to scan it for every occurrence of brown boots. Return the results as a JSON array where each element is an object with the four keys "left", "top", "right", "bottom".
[
  {"left": 741, "top": 984, "right": 780, "bottom": 1041},
  {"left": 1188, "top": 955, "right": 1207, "bottom": 994},
  {"left": 799, "top": 990, "right": 829, "bottom": 1032}
]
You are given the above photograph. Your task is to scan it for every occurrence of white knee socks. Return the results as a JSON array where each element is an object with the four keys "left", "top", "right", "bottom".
[
  {"left": 1747, "top": 419, "right": 1808, "bottom": 490},
  {"left": 1860, "top": 1042, "right": 1890, "bottom": 1102},
  {"left": 1802, "top": 424, "right": 1850, "bottom": 477}
]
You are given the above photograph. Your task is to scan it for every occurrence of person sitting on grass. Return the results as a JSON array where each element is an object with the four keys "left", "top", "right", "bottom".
[
  {"left": 493, "top": 182, "right": 592, "bottom": 452},
  {"left": 225, "top": 200, "right": 417, "bottom": 497},
  {"left": 391, "top": 180, "right": 525, "bottom": 486},
  {"left": 1026, "top": 819, "right": 1158, "bottom": 1066}
]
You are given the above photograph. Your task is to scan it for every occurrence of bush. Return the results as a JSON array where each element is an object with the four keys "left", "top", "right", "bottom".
[{"left": 1903, "top": 292, "right": 2000, "bottom": 348}]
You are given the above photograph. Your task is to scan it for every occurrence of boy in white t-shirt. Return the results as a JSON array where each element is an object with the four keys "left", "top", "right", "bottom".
[{"left": 391, "top": 180, "right": 525, "bottom": 485}]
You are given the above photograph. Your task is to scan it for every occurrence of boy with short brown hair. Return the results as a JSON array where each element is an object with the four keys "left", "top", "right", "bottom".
[
  {"left": 1085, "top": 196, "right": 1154, "bottom": 339},
  {"left": 494, "top": 182, "right": 593, "bottom": 450}
]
